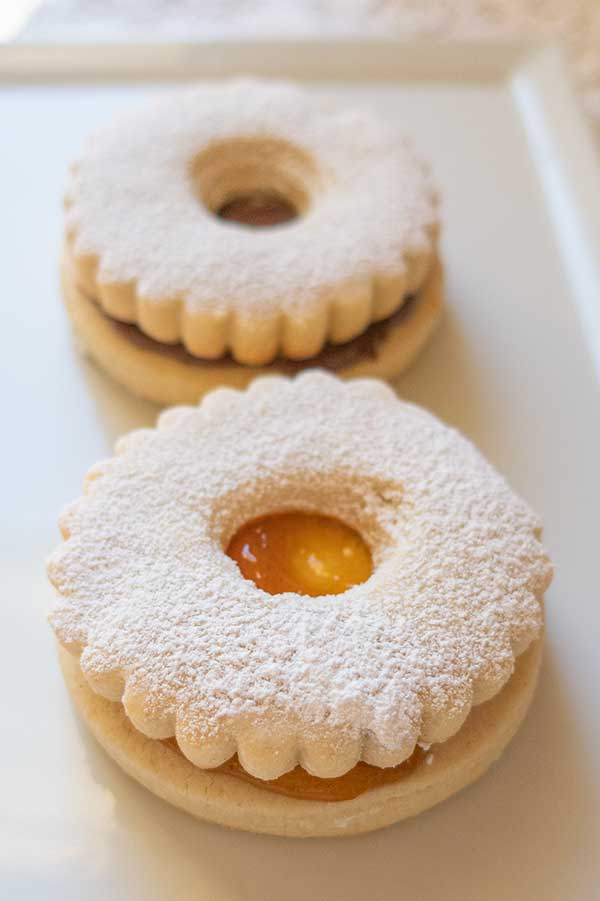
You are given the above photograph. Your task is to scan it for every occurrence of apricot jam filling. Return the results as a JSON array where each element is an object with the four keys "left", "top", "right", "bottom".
[
  {"left": 162, "top": 741, "right": 425, "bottom": 802},
  {"left": 226, "top": 511, "right": 372, "bottom": 597}
]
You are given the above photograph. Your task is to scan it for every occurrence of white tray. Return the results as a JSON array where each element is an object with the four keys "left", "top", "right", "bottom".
[{"left": 2, "top": 41, "right": 600, "bottom": 901}]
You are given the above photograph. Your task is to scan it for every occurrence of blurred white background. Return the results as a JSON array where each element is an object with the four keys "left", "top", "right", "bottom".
[
  {"left": 3, "top": 1, "right": 599, "bottom": 145},
  {"left": 0, "top": 0, "right": 40, "bottom": 40}
]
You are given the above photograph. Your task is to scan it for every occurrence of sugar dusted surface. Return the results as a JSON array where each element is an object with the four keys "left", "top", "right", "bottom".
[
  {"left": 47, "top": 373, "right": 552, "bottom": 776},
  {"left": 66, "top": 78, "right": 437, "bottom": 317}
]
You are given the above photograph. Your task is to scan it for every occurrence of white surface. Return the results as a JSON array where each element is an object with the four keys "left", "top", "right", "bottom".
[{"left": 1, "top": 42, "right": 600, "bottom": 900}]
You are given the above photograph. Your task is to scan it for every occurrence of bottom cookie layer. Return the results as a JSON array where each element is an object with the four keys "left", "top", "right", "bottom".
[
  {"left": 58, "top": 639, "right": 541, "bottom": 838},
  {"left": 61, "top": 257, "right": 443, "bottom": 406}
]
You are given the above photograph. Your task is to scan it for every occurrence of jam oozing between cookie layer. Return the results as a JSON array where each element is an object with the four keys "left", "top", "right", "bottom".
[
  {"left": 226, "top": 511, "right": 372, "bottom": 596},
  {"left": 162, "top": 741, "right": 426, "bottom": 802}
]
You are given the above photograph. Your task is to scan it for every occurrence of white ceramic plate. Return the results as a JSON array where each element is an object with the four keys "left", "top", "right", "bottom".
[{"left": 1, "top": 40, "right": 599, "bottom": 901}]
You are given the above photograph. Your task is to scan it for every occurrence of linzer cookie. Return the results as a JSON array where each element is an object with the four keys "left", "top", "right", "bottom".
[
  {"left": 62, "top": 79, "right": 441, "bottom": 405},
  {"left": 47, "top": 372, "right": 552, "bottom": 836}
]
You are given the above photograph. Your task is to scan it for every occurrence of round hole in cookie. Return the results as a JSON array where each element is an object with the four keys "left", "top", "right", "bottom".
[
  {"left": 190, "top": 137, "right": 318, "bottom": 229},
  {"left": 226, "top": 511, "right": 372, "bottom": 597}
]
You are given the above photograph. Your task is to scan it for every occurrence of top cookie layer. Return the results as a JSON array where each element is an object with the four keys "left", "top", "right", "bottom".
[
  {"left": 47, "top": 372, "right": 551, "bottom": 780},
  {"left": 65, "top": 79, "right": 439, "bottom": 364}
]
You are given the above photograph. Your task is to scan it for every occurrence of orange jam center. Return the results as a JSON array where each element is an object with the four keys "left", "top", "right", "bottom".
[{"left": 226, "top": 511, "right": 372, "bottom": 597}]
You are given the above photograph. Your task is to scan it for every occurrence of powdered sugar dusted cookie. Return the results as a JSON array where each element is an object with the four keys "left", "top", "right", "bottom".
[
  {"left": 48, "top": 372, "right": 552, "bottom": 834},
  {"left": 61, "top": 251, "right": 443, "bottom": 406},
  {"left": 57, "top": 638, "right": 543, "bottom": 837},
  {"left": 64, "top": 79, "right": 439, "bottom": 367}
]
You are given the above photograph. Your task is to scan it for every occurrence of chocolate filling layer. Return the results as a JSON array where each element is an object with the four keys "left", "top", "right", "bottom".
[
  {"left": 79, "top": 284, "right": 419, "bottom": 373},
  {"left": 217, "top": 193, "right": 298, "bottom": 227}
]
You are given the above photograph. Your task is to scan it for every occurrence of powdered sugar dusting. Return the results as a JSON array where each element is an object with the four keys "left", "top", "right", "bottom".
[
  {"left": 48, "top": 372, "right": 551, "bottom": 777},
  {"left": 66, "top": 78, "right": 437, "bottom": 316}
]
